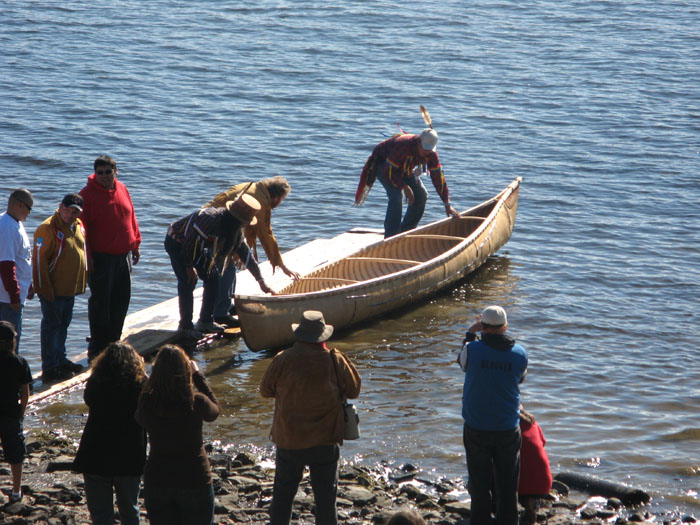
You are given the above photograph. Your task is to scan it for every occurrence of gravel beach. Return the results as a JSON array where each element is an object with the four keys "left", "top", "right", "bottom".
[{"left": 2, "top": 430, "right": 696, "bottom": 525}]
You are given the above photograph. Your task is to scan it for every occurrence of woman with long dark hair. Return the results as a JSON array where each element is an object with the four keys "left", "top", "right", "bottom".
[
  {"left": 73, "top": 341, "right": 148, "bottom": 525},
  {"left": 135, "top": 344, "right": 220, "bottom": 525}
]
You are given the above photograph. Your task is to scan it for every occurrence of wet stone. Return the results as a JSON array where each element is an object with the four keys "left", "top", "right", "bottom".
[
  {"left": 341, "top": 485, "right": 377, "bottom": 505},
  {"left": 444, "top": 500, "right": 471, "bottom": 516},
  {"left": 598, "top": 508, "right": 618, "bottom": 519},
  {"left": 608, "top": 497, "right": 623, "bottom": 509}
]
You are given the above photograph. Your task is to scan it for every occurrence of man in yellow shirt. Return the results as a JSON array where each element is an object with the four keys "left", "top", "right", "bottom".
[{"left": 33, "top": 193, "right": 87, "bottom": 380}]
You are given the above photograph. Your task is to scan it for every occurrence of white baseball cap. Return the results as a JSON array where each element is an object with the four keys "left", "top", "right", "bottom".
[
  {"left": 481, "top": 305, "right": 507, "bottom": 326},
  {"left": 419, "top": 128, "right": 438, "bottom": 151}
]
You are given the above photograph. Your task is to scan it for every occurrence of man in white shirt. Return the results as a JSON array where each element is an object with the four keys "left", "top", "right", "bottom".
[{"left": 0, "top": 189, "right": 35, "bottom": 350}]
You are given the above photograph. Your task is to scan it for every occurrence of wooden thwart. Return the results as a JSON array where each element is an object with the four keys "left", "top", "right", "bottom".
[{"left": 346, "top": 256, "right": 421, "bottom": 266}]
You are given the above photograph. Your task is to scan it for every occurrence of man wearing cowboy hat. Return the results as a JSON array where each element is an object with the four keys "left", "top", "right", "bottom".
[
  {"left": 354, "top": 128, "right": 460, "bottom": 238},
  {"left": 164, "top": 194, "right": 273, "bottom": 338},
  {"left": 260, "top": 310, "right": 361, "bottom": 525}
]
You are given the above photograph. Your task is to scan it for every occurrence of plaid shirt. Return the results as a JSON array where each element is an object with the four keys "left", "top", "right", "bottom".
[
  {"left": 374, "top": 134, "right": 450, "bottom": 202},
  {"left": 169, "top": 207, "right": 263, "bottom": 281}
]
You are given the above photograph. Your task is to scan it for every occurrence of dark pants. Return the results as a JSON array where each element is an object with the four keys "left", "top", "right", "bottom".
[
  {"left": 40, "top": 295, "right": 75, "bottom": 372},
  {"left": 164, "top": 235, "right": 219, "bottom": 329},
  {"left": 87, "top": 252, "right": 132, "bottom": 358},
  {"left": 213, "top": 263, "right": 236, "bottom": 318},
  {"left": 144, "top": 483, "right": 214, "bottom": 525},
  {"left": 83, "top": 473, "right": 141, "bottom": 525},
  {"left": 463, "top": 423, "right": 521, "bottom": 525},
  {"left": 0, "top": 302, "right": 23, "bottom": 351},
  {"left": 0, "top": 417, "right": 26, "bottom": 464},
  {"left": 270, "top": 445, "right": 339, "bottom": 525},
  {"left": 375, "top": 159, "right": 428, "bottom": 238}
]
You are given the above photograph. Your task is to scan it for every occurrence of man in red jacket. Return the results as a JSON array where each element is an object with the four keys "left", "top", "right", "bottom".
[{"left": 79, "top": 156, "right": 141, "bottom": 360}]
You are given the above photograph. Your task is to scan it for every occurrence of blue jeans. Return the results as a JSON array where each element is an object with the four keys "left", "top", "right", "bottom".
[
  {"left": 40, "top": 296, "right": 75, "bottom": 372},
  {"left": 213, "top": 263, "right": 236, "bottom": 317},
  {"left": 0, "top": 302, "right": 23, "bottom": 351},
  {"left": 144, "top": 483, "right": 214, "bottom": 525},
  {"left": 376, "top": 159, "right": 428, "bottom": 238},
  {"left": 83, "top": 473, "right": 141, "bottom": 525},
  {"left": 270, "top": 445, "right": 339, "bottom": 525},
  {"left": 463, "top": 423, "right": 521, "bottom": 525},
  {"left": 164, "top": 235, "right": 219, "bottom": 329}
]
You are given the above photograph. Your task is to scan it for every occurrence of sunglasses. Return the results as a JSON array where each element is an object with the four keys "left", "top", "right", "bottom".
[
  {"left": 19, "top": 200, "right": 32, "bottom": 212},
  {"left": 96, "top": 168, "right": 114, "bottom": 176}
]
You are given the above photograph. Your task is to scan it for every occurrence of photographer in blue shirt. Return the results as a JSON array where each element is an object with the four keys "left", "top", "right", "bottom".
[{"left": 457, "top": 306, "right": 528, "bottom": 525}]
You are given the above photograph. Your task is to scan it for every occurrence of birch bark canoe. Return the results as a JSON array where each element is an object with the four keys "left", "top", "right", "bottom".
[{"left": 235, "top": 177, "right": 522, "bottom": 351}]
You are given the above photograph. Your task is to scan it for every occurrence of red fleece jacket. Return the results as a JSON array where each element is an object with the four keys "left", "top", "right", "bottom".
[{"left": 79, "top": 174, "right": 141, "bottom": 256}]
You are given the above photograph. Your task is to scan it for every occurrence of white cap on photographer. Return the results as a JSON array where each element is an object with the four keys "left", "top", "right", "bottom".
[{"left": 481, "top": 305, "right": 507, "bottom": 326}]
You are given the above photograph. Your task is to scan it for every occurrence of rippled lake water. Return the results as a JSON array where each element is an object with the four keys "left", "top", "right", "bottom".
[{"left": 2, "top": 0, "right": 699, "bottom": 516}]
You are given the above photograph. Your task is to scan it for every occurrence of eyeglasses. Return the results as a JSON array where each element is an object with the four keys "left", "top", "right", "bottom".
[
  {"left": 96, "top": 168, "right": 114, "bottom": 176},
  {"left": 19, "top": 201, "right": 32, "bottom": 212}
]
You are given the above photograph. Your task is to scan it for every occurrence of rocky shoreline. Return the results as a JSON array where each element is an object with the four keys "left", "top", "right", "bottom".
[{"left": 0, "top": 431, "right": 696, "bottom": 525}]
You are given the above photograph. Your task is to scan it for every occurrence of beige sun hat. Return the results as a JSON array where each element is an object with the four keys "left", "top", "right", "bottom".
[
  {"left": 226, "top": 193, "right": 260, "bottom": 226},
  {"left": 291, "top": 310, "right": 334, "bottom": 343}
]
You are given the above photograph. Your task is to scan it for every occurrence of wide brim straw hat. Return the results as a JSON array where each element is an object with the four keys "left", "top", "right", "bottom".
[
  {"left": 226, "top": 193, "right": 260, "bottom": 226},
  {"left": 291, "top": 310, "right": 334, "bottom": 343}
]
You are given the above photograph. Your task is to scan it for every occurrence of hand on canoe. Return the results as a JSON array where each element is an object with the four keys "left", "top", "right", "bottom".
[
  {"left": 445, "top": 203, "right": 461, "bottom": 219},
  {"left": 258, "top": 280, "right": 276, "bottom": 295},
  {"left": 279, "top": 263, "right": 300, "bottom": 281}
]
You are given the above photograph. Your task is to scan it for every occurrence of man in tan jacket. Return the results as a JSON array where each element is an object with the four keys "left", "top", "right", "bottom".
[
  {"left": 205, "top": 176, "right": 299, "bottom": 327},
  {"left": 260, "top": 310, "right": 361, "bottom": 525},
  {"left": 33, "top": 193, "right": 87, "bottom": 380}
]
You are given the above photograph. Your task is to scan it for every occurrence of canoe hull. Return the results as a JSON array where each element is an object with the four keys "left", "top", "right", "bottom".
[{"left": 235, "top": 178, "right": 521, "bottom": 351}]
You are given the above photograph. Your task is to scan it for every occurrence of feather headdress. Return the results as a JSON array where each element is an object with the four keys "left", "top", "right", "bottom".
[{"left": 420, "top": 105, "right": 433, "bottom": 129}]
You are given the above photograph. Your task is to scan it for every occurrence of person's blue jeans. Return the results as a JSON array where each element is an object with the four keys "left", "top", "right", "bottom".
[
  {"left": 270, "top": 444, "right": 339, "bottom": 525},
  {"left": 39, "top": 295, "right": 75, "bottom": 372},
  {"left": 144, "top": 483, "right": 214, "bottom": 525},
  {"left": 376, "top": 160, "right": 428, "bottom": 238},
  {"left": 164, "top": 235, "right": 219, "bottom": 329},
  {"left": 213, "top": 263, "right": 236, "bottom": 318},
  {"left": 463, "top": 423, "right": 522, "bottom": 525},
  {"left": 83, "top": 473, "right": 141, "bottom": 525},
  {"left": 0, "top": 302, "right": 23, "bottom": 351}
]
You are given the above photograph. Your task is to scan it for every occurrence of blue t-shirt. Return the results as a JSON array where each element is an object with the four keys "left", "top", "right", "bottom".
[{"left": 461, "top": 338, "right": 528, "bottom": 431}]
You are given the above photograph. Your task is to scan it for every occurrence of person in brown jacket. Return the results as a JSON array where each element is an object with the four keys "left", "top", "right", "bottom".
[{"left": 260, "top": 310, "right": 361, "bottom": 525}]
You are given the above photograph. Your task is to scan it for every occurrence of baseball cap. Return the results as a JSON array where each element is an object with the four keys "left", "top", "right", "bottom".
[
  {"left": 481, "top": 305, "right": 507, "bottom": 326},
  {"left": 62, "top": 193, "right": 84, "bottom": 212}
]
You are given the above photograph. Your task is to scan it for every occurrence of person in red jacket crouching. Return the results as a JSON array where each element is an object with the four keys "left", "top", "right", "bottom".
[{"left": 518, "top": 408, "right": 553, "bottom": 524}]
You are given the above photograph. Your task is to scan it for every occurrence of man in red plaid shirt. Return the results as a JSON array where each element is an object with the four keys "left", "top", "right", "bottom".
[{"left": 355, "top": 129, "right": 460, "bottom": 237}]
